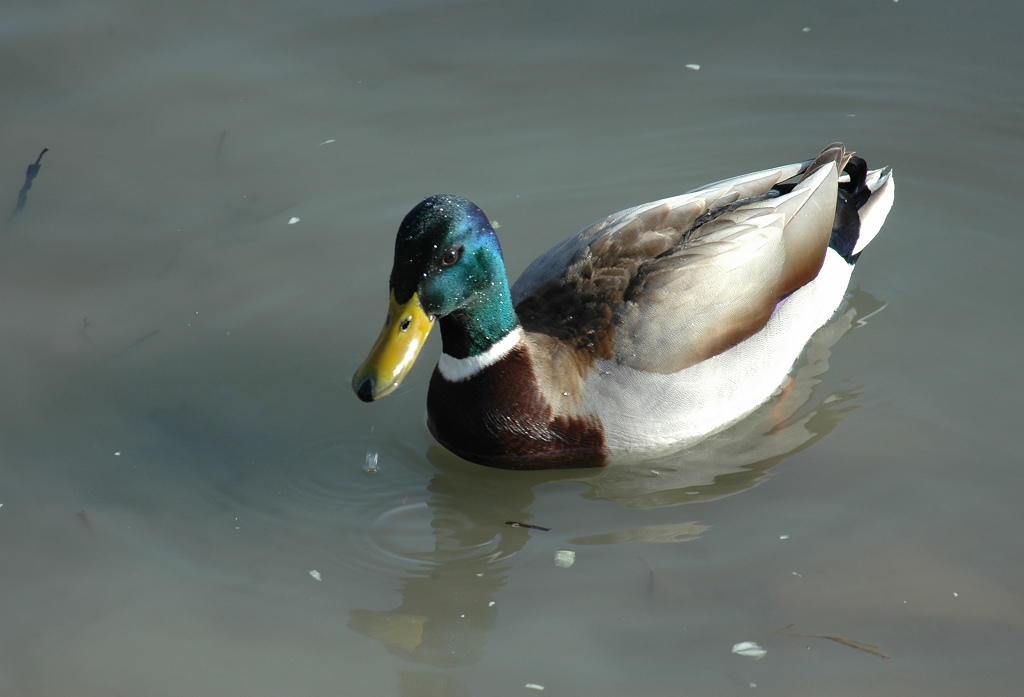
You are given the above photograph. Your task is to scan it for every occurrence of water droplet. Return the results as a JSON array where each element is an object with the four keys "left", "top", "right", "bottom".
[{"left": 363, "top": 451, "right": 379, "bottom": 474}]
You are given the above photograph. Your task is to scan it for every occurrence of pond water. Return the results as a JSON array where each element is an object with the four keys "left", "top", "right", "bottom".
[{"left": 2, "top": 0, "right": 1023, "bottom": 695}]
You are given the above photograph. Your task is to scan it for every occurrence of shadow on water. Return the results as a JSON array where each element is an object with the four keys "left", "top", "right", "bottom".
[{"left": 348, "top": 288, "right": 885, "bottom": 669}]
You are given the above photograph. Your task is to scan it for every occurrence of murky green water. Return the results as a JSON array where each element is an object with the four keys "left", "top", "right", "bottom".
[{"left": 2, "top": 1, "right": 1023, "bottom": 695}]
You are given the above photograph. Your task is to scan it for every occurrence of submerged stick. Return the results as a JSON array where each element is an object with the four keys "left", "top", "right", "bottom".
[
  {"left": 11, "top": 147, "right": 48, "bottom": 219},
  {"left": 638, "top": 554, "right": 675, "bottom": 600}
]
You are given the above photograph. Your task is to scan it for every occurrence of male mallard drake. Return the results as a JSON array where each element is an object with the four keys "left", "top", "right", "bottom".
[{"left": 353, "top": 143, "right": 894, "bottom": 469}]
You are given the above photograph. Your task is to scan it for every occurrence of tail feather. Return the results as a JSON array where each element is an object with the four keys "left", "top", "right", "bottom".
[
  {"left": 829, "top": 153, "right": 894, "bottom": 262},
  {"left": 851, "top": 167, "right": 894, "bottom": 256}
]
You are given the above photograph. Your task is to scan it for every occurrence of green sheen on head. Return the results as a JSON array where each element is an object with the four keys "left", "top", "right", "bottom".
[{"left": 390, "top": 195, "right": 517, "bottom": 359}]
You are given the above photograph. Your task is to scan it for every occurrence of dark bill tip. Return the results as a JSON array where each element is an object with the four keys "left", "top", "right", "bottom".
[{"left": 354, "top": 377, "right": 376, "bottom": 403}]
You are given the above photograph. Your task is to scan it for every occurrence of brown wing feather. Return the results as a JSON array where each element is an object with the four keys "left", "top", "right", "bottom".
[
  {"left": 514, "top": 200, "right": 706, "bottom": 361},
  {"left": 618, "top": 162, "right": 840, "bottom": 373}
]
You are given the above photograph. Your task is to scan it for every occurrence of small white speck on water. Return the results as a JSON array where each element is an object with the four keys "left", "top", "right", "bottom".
[
  {"left": 554, "top": 550, "right": 575, "bottom": 568},
  {"left": 802, "top": 26, "right": 811, "bottom": 32},
  {"left": 114, "top": 451, "right": 121, "bottom": 456},
  {"left": 953, "top": 591, "right": 959, "bottom": 597},
  {"left": 780, "top": 534, "right": 789, "bottom": 540},
  {"left": 318, "top": 139, "right": 335, "bottom": 146},
  {"left": 309, "top": 570, "right": 322, "bottom": 581},
  {"left": 685, "top": 63, "right": 700, "bottom": 70},
  {"left": 363, "top": 451, "right": 379, "bottom": 474},
  {"left": 525, "top": 684, "right": 545, "bottom": 691},
  {"left": 792, "top": 571, "right": 802, "bottom": 577},
  {"left": 488, "top": 601, "right": 496, "bottom": 607},
  {"left": 288, "top": 217, "right": 300, "bottom": 225}
]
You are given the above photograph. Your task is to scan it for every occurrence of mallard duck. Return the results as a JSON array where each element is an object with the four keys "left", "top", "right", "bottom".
[{"left": 352, "top": 143, "right": 894, "bottom": 469}]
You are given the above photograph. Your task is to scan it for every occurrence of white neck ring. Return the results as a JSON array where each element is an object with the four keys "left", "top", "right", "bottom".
[{"left": 437, "top": 328, "right": 521, "bottom": 383}]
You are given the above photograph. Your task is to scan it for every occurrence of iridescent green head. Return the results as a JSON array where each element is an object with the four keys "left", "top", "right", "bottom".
[{"left": 353, "top": 195, "right": 517, "bottom": 402}]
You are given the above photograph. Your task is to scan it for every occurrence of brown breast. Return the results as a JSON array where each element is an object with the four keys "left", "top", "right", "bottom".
[{"left": 426, "top": 346, "right": 607, "bottom": 470}]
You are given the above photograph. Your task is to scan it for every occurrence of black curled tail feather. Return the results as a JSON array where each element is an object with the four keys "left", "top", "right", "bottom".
[{"left": 830, "top": 155, "right": 871, "bottom": 263}]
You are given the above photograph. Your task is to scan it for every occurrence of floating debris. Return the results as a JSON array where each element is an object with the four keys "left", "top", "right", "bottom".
[
  {"left": 777, "top": 624, "right": 889, "bottom": 660},
  {"left": 309, "top": 569, "right": 322, "bottom": 581},
  {"left": 685, "top": 63, "right": 701, "bottom": 71},
  {"left": 318, "top": 139, "right": 336, "bottom": 146},
  {"left": 288, "top": 216, "right": 300, "bottom": 225},
  {"left": 553, "top": 550, "right": 575, "bottom": 568},
  {"left": 732, "top": 641, "right": 767, "bottom": 660},
  {"left": 525, "top": 684, "right": 545, "bottom": 691},
  {"left": 505, "top": 520, "right": 550, "bottom": 531}
]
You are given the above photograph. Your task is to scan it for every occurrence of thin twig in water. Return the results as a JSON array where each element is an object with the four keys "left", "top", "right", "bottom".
[
  {"left": 505, "top": 521, "right": 551, "bottom": 532},
  {"left": 123, "top": 329, "right": 160, "bottom": 351},
  {"left": 777, "top": 623, "right": 889, "bottom": 660}
]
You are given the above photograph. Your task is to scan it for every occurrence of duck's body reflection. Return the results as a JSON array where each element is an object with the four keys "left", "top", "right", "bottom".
[{"left": 349, "top": 290, "right": 883, "bottom": 669}]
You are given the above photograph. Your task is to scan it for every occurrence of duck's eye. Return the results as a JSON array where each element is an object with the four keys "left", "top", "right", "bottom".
[{"left": 441, "top": 246, "right": 462, "bottom": 267}]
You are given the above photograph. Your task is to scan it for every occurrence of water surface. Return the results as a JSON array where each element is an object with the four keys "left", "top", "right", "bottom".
[{"left": 2, "top": 1, "right": 1023, "bottom": 695}]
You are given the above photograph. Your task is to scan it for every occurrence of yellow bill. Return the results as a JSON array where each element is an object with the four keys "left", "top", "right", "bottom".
[{"left": 352, "top": 291, "right": 435, "bottom": 402}]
